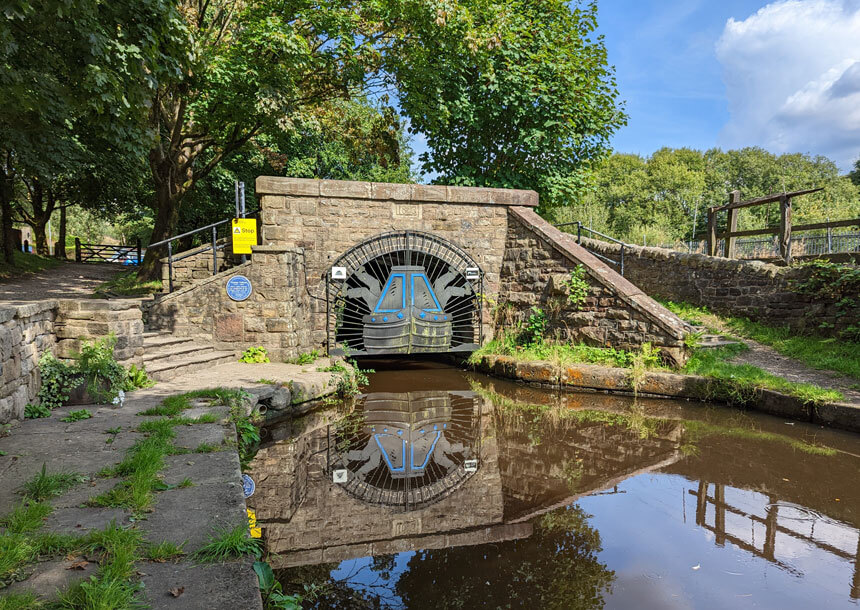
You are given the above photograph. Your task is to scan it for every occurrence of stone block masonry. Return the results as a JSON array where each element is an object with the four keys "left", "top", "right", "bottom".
[
  {"left": 503, "top": 208, "right": 690, "bottom": 365},
  {"left": 147, "top": 248, "right": 313, "bottom": 362},
  {"left": 161, "top": 238, "right": 244, "bottom": 293},
  {"left": 0, "top": 302, "right": 57, "bottom": 423},
  {"left": 579, "top": 237, "right": 860, "bottom": 338},
  {"left": 150, "top": 177, "right": 691, "bottom": 366},
  {"left": 0, "top": 299, "right": 145, "bottom": 424}
]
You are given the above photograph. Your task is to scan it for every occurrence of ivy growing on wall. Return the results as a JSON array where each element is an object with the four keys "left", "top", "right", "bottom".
[{"left": 792, "top": 261, "right": 860, "bottom": 341}]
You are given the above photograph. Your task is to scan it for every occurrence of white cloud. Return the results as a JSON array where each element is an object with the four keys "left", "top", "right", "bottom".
[{"left": 716, "top": 0, "right": 860, "bottom": 169}]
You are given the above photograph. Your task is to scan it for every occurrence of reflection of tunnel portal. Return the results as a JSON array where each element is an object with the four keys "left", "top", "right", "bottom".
[
  {"left": 327, "top": 231, "right": 482, "bottom": 356},
  {"left": 328, "top": 390, "right": 482, "bottom": 512}
]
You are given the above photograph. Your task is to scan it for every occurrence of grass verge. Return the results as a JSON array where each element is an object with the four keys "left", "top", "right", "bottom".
[
  {"left": 0, "top": 251, "right": 60, "bottom": 280},
  {"left": 194, "top": 524, "right": 261, "bottom": 562},
  {"left": 662, "top": 299, "right": 860, "bottom": 381},
  {"left": 682, "top": 344, "right": 844, "bottom": 406},
  {"left": 92, "top": 269, "right": 162, "bottom": 297},
  {"left": 468, "top": 337, "right": 638, "bottom": 368}
]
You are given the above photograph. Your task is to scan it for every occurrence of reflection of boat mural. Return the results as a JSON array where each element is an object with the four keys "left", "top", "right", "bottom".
[
  {"left": 331, "top": 390, "right": 481, "bottom": 511},
  {"left": 349, "top": 265, "right": 471, "bottom": 354}
]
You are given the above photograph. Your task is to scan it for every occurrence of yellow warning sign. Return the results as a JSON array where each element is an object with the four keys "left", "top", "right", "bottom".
[
  {"left": 247, "top": 508, "right": 261, "bottom": 538},
  {"left": 231, "top": 218, "right": 257, "bottom": 254}
]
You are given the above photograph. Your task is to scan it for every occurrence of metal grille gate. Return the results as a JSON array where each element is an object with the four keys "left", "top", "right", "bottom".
[{"left": 326, "top": 231, "right": 483, "bottom": 356}]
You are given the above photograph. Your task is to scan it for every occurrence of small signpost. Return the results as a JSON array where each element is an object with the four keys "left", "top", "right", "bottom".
[
  {"left": 226, "top": 275, "right": 252, "bottom": 301},
  {"left": 231, "top": 218, "right": 257, "bottom": 254}
]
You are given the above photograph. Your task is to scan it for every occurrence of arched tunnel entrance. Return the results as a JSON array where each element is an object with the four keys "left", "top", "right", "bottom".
[{"left": 326, "top": 231, "right": 483, "bottom": 356}]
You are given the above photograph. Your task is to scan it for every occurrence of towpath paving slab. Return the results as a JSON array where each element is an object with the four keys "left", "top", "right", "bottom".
[{"left": 0, "top": 360, "right": 342, "bottom": 608}]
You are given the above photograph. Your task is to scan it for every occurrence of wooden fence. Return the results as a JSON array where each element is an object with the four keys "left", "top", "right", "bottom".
[{"left": 706, "top": 188, "right": 860, "bottom": 264}]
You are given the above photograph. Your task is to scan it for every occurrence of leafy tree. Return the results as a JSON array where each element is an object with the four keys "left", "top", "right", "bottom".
[
  {"left": 849, "top": 157, "right": 860, "bottom": 187},
  {"left": 390, "top": 0, "right": 626, "bottom": 208},
  {"left": 138, "top": 0, "right": 397, "bottom": 278},
  {"left": 570, "top": 147, "right": 860, "bottom": 246},
  {"left": 0, "top": 0, "right": 184, "bottom": 262}
]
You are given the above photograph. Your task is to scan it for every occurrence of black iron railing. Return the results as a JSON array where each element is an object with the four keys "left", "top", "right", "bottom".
[
  {"left": 149, "top": 219, "right": 231, "bottom": 293},
  {"left": 554, "top": 221, "right": 628, "bottom": 277}
]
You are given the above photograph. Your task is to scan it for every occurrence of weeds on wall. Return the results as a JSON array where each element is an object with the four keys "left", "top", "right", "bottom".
[
  {"left": 792, "top": 260, "right": 860, "bottom": 341},
  {"left": 25, "top": 336, "right": 153, "bottom": 418},
  {"left": 562, "top": 265, "right": 590, "bottom": 310}
]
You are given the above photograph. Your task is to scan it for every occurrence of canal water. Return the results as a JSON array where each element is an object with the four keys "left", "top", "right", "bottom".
[{"left": 249, "top": 361, "right": 860, "bottom": 609}]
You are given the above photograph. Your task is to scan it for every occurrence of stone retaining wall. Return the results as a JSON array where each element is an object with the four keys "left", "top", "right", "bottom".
[
  {"left": 580, "top": 237, "right": 860, "bottom": 337},
  {"left": 0, "top": 302, "right": 57, "bottom": 423},
  {"left": 147, "top": 248, "right": 312, "bottom": 361},
  {"left": 0, "top": 299, "right": 145, "bottom": 424},
  {"left": 503, "top": 208, "right": 690, "bottom": 365},
  {"left": 55, "top": 299, "right": 144, "bottom": 364}
]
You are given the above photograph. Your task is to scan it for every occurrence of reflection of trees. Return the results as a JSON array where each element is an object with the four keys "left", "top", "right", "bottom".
[
  {"left": 277, "top": 506, "right": 612, "bottom": 609},
  {"left": 395, "top": 506, "right": 613, "bottom": 610}
]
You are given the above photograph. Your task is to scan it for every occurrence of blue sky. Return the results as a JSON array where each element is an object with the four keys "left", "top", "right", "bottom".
[
  {"left": 598, "top": 0, "right": 765, "bottom": 156},
  {"left": 411, "top": 1, "right": 860, "bottom": 177}
]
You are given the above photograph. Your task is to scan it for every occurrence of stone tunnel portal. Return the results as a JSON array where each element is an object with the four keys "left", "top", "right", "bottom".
[{"left": 327, "top": 231, "right": 483, "bottom": 356}]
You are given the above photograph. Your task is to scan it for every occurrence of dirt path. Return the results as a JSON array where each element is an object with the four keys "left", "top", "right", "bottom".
[
  {"left": 730, "top": 338, "right": 860, "bottom": 406},
  {"left": 0, "top": 262, "right": 120, "bottom": 302}
]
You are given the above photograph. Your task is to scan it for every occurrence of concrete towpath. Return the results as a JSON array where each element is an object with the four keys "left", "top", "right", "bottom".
[{"left": 0, "top": 359, "right": 343, "bottom": 608}]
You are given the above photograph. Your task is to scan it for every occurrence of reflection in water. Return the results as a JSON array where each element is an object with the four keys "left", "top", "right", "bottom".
[
  {"left": 250, "top": 364, "right": 860, "bottom": 609},
  {"left": 332, "top": 391, "right": 480, "bottom": 511}
]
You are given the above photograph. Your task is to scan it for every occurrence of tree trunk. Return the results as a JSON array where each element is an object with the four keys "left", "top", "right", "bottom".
[
  {"left": 138, "top": 163, "right": 185, "bottom": 280},
  {"left": 0, "top": 168, "right": 15, "bottom": 264},
  {"left": 56, "top": 204, "right": 67, "bottom": 259},
  {"left": 0, "top": 197, "right": 14, "bottom": 264},
  {"left": 32, "top": 220, "right": 49, "bottom": 255}
]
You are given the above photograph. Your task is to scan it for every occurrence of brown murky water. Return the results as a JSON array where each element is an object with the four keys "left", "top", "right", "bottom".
[{"left": 249, "top": 360, "right": 860, "bottom": 609}]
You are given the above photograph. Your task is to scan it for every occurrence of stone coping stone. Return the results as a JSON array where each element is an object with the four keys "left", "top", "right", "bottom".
[
  {"left": 255, "top": 176, "right": 539, "bottom": 207},
  {"left": 0, "top": 299, "right": 59, "bottom": 322},
  {"left": 476, "top": 354, "right": 860, "bottom": 433}
]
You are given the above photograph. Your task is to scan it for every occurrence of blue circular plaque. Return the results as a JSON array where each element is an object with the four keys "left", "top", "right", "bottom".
[
  {"left": 226, "top": 275, "right": 252, "bottom": 301},
  {"left": 242, "top": 474, "right": 255, "bottom": 498}
]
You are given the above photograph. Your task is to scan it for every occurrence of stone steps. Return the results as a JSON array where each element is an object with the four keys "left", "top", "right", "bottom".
[{"left": 142, "top": 331, "right": 236, "bottom": 382}]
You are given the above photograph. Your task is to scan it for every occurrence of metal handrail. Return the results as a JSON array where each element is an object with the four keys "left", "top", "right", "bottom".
[
  {"left": 152, "top": 215, "right": 250, "bottom": 293},
  {"left": 148, "top": 218, "right": 231, "bottom": 249},
  {"left": 554, "top": 220, "right": 627, "bottom": 276}
]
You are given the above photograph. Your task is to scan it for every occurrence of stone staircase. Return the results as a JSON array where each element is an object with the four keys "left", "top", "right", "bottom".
[{"left": 141, "top": 331, "right": 236, "bottom": 382}]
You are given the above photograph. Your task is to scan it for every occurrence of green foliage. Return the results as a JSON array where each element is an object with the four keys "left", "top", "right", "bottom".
[
  {"left": 661, "top": 299, "right": 860, "bottom": 380},
  {"left": 125, "top": 364, "right": 154, "bottom": 391},
  {"left": 143, "top": 540, "right": 185, "bottom": 562},
  {"left": 290, "top": 350, "right": 321, "bottom": 365},
  {"left": 194, "top": 524, "right": 262, "bottom": 562},
  {"left": 393, "top": 0, "right": 625, "bottom": 206},
  {"left": 24, "top": 403, "right": 51, "bottom": 419},
  {"left": 321, "top": 359, "right": 374, "bottom": 399},
  {"left": 195, "top": 442, "right": 220, "bottom": 454},
  {"left": 33, "top": 352, "right": 77, "bottom": 411},
  {"left": 683, "top": 345, "right": 843, "bottom": 406},
  {"left": 562, "top": 265, "right": 590, "bottom": 310},
  {"left": 60, "top": 409, "right": 92, "bottom": 423},
  {"left": 255, "top": 560, "right": 316, "bottom": 609},
  {"left": 239, "top": 346, "right": 270, "bottom": 364},
  {"left": 522, "top": 307, "right": 548, "bottom": 346},
  {"left": 55, "top": 521, "right": 143, "bottom": 610},
  {"left": 0, "top": 501, "right": 52, "bottom": 534},
  {"left": 75, "top": 335, "right": 127, "bottom": 403},
  {"left": 0, "top": 251, "right": 60, "bottom": 280},
  {"left": 20, "top": 464, "right": 83, "bottom": 502},
  {"left": 792, "top": 261, "right": 860, "bottom": 341},
  {"left": 556, "top": 147, "right": 860, "bottom": 245},
  {"left": 0, "top": 592, "right": 42, "bottom": 609},
  {"left": 93, "top": 270, "right": 162, "bottom": 298},
  {"left": 470, "top": 336, "right": 636, "bottom": 369}
]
